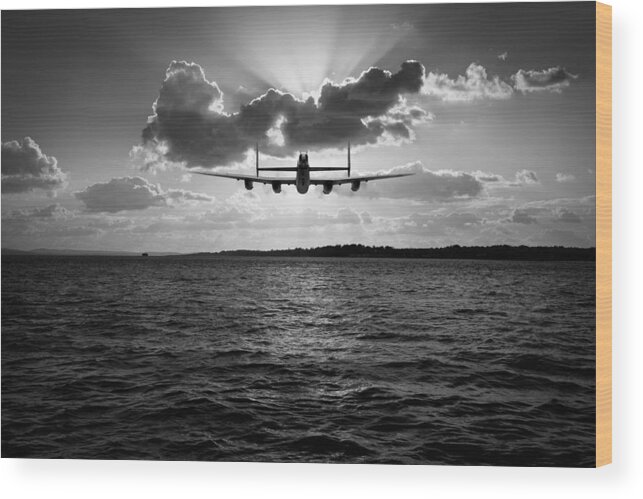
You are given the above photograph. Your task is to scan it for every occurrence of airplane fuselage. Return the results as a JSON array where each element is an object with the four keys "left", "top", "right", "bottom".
[
  {"left": 196, "top": 142, "right": 413, "bottom": 194},
  {"left": 295, "top": 154, "right": 310, "bottom": 194}
]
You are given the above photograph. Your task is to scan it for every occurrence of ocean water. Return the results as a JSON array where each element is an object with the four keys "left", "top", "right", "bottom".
[{"left": 1, "top": 255, "right": 596, "bottom": 466}]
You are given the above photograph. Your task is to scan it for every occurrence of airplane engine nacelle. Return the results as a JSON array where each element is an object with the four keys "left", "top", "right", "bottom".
[
  {"left": 323, "top": 182, "right": 333, "bottom": 195},
  {"left": 272, "top": 181, "right": 282, "bottom": 193},
  {"left": 244, "top": 179, "right": 254, "bottom": 190},
  {"left": 351, "top": 180, "right": 361, "bottom": 192}
]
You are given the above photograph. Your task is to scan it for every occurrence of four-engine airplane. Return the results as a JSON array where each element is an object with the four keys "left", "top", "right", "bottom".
[{"left": 193, "top": 142, "right": 413, "bottom": 194}]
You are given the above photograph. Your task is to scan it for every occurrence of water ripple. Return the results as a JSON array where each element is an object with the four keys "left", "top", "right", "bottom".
[{"left": 2, "top": 255, "right": 595, "bottom": 466}]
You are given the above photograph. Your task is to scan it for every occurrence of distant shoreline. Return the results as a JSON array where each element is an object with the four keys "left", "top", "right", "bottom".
[
  {"left": 3, "top": 245, "right": 594, "bottom": 262},
  {"left": 212, "top": 245, "right": 595, "bottom": 261}
]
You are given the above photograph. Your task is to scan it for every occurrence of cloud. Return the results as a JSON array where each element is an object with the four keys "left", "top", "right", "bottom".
[
  {"left": 44, "top": 226, "right": 101, "bottom": 237},
  {"left": 244, "top": 207, "right": 364, "bottom": 230},
  {"left": 556, "top": 172, "right": 576, "bottom": 183},
  {"left": 472, "top": 171, "right": 503, "bottom": 183},
  {"left": 6, "top": 203, "right": 72, "bottom": 219},
  {"left": 422, "top": 63, "right": 513, "bottom": 102},
  {"left": 510, "top": 209, "right": 537, "bottom": 224},
  {"left": 556, "top": 209, "right": 582, "bottom": 223},
  {"left": 530, "top": 229, "right": 590, "bottom": 247},
  {"left": 340, "top": 161, "right": 485, "bottom": 200},
  {"left": 3, "top": 220, "right": 100, "bottom": 238},
  {"left": 474, "top": 169, "right": 541, "bottom": 189},
  {"left": 512, "top": 67, "right": 577, "bottom": 93},
  {"left": 139, "top": 60, "right": 427, "bottom": 170},
  {"left": 335, "top": 207, "right": 362, "bottom": 225},
  {"left": 132, "top": 204, "right": 365, "bottom": 235},
  {"left": 368, "top": 209, "right": 487, "bottom": 244},
  {"left": 515, "top": 169, "right": 539, "bottom": 184},
  {"left": 521, "top": 195, "right": 595, "bottom": 224},
  {"left": 230, "top": 85, "right": 260, "bottom": 110},
  {"left": 442, "top": 211, "right": 483, "bottom": 227},
  {"left": 522, "top": 195, "right": 595, "bottom": 210},
  {"left": 420, "top": 63, "right": 576, "bottom": 102},
  {"left": 363, "top": 99, "right": 433, "bottom": 143},
  {"left": 165, "top": 188, "right": 214, "bottom": 203},
  {"left": 75, "top": 176, "right": 214, "bottom": 213},
  {"left": 1, "top": 137, "right": 67, "bottom": 193},
  {"left": 0, "top": 206, "right": 108, "bottom": 240},
  {"left": 86, "top": 217, "right": 134, "bottom": 230}
]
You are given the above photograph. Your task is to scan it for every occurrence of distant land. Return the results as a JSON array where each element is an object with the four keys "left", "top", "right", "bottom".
[
  {"left": 1, "top": 248, "right": 180, "bottom": 257},
  {"left": 2, "top": 245, "right": 595, "bottom": 261},
  {"left": 188, "top": 244, "right": 596, "bottom": 261}
]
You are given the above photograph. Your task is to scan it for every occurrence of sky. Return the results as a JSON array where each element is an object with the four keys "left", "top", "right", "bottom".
[{"left": 1, "top": 2, "right": 596, "bottom": 252}]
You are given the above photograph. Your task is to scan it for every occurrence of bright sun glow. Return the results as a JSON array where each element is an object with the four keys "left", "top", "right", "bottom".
[{"left": 220, "top": 8, "right": 411, "bottom": 97}]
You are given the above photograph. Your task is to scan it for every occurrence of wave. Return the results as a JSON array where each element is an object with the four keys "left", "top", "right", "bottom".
[{"left": 1, "top": 256, "right": 596, "bottom": 465}]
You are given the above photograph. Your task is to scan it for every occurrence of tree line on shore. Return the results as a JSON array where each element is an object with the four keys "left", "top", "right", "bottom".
[{"left": 213, "top": 244, "right": 595, "bottom": 261}]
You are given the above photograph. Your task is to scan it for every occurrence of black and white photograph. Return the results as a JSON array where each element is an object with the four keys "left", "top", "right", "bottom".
[{"left": 2, "top": 2, "right": 598, "bottom": 466}]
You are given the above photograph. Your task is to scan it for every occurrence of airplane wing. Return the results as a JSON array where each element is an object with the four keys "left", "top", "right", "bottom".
[
  {"left": 193, "top": 171, "right": 296, "bottom": 185},
  {"left": 309, "top": 172, "right": 413, "bottom": 186}
]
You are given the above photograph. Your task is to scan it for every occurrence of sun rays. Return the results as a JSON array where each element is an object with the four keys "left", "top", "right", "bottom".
[{"left": 220, "top": 6, "right": 413, "bottom": 99}]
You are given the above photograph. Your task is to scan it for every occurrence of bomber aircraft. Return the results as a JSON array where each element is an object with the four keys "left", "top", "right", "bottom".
[{"left": 193, "top": 142, "right": 413, "bottom": 194}]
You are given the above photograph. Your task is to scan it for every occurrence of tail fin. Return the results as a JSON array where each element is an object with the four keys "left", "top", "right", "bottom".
[
  {"left": 347, "top": 140, "right": 351, "bottom": 177},
  {"left": 255, "top": 142, "right": 259, "bottom": 176}
]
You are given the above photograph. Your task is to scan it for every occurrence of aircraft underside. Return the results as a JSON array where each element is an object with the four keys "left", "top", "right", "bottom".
[{"left": 195, "top": 143, "right": 413, "bottom": 195}]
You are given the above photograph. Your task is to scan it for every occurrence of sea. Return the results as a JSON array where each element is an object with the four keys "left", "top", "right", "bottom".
[{"left": 1, "top": 255, "right": 596, "bottom": 466}]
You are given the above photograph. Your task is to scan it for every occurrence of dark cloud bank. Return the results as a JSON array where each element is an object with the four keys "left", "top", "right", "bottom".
[
  {"left": 141, "top": 60, "right": 426, "bottom": 169},
  {"left": 139, "top": 60, "right": 577, "bottom": 171}
]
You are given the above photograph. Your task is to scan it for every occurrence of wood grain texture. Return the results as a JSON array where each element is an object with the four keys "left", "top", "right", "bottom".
[{"left": 595, "top": 1, "right": 612, "bottom": 468}]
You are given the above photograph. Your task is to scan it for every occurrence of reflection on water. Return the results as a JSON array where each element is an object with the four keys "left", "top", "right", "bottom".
[{"left": 2, "top": 255, "right": 595, "bottom": 465}]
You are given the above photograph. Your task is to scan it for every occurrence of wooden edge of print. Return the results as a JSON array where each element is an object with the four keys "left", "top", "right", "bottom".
[{"left": 595, "top": 1, "right": 612, "bottom": 468}]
